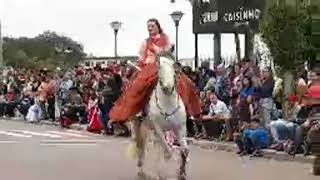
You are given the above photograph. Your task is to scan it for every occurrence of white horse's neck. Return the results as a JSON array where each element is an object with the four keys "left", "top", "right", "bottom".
[{"left": 154, "top": 84, "right": 179, "bottom": 108}]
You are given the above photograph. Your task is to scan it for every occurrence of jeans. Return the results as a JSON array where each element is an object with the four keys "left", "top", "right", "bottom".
[
  {"left": 99, "top": 99, "right": 113, "bottom": 131},
  {"left": 236, "top": 129, "right": 268, "bottom": 153},
  {"left": 260, "top": 98, "right": 273, "bottom": 127},
  {"left": 269, "top": 119, "right": 303, "bottom": 147},
  {"left": 235, "top": 135, "right": 265, "bottom": 153},
  {"left": 100, "top": 109, "right": 108, "bottom": 130}
]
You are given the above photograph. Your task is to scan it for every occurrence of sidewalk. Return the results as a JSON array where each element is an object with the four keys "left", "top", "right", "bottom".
[
  {"left": 44, "top": 121, "right": 317, "bottom": 164},
  {"left": 40, "top": 120, "right": 87, "bottom": 130},
  {"left": 187, "top": 139, "right": 316, "bottom": 164}
]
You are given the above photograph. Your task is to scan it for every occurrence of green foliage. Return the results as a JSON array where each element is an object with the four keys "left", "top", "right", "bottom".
[
  {"left": 3, "top": 31, "right": 86, "bottom": 70},
  {"left": 260, "top": 3, "right": 315, "bottom": 71}
]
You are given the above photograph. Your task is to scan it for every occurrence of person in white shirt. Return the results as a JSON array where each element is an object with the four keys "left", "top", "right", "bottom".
[
  {"left": 202, "top": 93, "right": 233, "bottom": 141},
  {"left": 204, "top": 93, "right": 230, "bottom": 120}
]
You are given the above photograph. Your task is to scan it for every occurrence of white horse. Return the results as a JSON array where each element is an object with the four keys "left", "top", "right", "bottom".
[{"left": 132, "top": 52, "right": 188, "bottom": 180}]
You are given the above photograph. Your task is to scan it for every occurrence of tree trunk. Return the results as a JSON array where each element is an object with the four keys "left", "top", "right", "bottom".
[
  {"left": 234, "top": 33, "right": 241, "bottom": 63},
  {"left": 282, "top": 70, "right": 294, "bottom": 96},
  {"left": 281, "top": 70, "right": 295, "bottom": 119},
  {"left": 214, "top": 33, "right": 221, "bottom": 65}
]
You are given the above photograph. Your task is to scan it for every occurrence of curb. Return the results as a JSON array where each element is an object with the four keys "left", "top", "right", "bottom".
[
  {"left": 39, "top": 120, "right": 60, "bottom": 126},
  {"left": 39, "top": 121, "right": 87, "bottom": 130},
  {"left": 69, "top": 124, "right": 87, "bottom": 131},
  {"left": 187, "top": 138, "right": 316, "bottom": 164},
  {"left": 36, "top": 121, "right": 317, "bottom": 164}
]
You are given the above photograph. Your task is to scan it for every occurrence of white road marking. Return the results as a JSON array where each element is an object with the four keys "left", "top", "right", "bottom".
[
  {"left": 0, "top": 130, "right": 32, "bottom": 138},
  {"left": 15, "top": 130, "right": 61, "bottom": 138},
  {"left": 46, "top": 131, "right": 89, "bottom": 138},
  {"left": 0, "top": 140, "right": 18, "bottom": 144},
  {"left": 40, "top": 143, "right": 97, "bottom": 146},
  {"left": 40, "top": 139, "right": 110, "bottom": 143},
  {"left": 66, "top": 129, "right": 102, "bottom": 136}
]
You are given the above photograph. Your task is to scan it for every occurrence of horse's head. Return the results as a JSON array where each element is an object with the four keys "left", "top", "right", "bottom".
[{"left": 157, "top": 52, "right": 176, "bottom": 95}]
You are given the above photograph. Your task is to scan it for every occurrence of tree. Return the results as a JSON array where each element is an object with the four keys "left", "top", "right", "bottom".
[
  {"left": 3, "top": 31, "right": 86, "bottom": 70},
  {"left": 259, "top": 2, "right": 317, "bottom": 118},
  {"left": 260, "top": 3, "right": 314, "bottom": 95}
]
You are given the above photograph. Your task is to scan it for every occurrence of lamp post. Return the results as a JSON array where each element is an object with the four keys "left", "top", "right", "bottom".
[
  {"left": 170, "top": 11, "right": 184, "bottom": 61},
  {"left": 0, "top": 20, "right": 3, "bottom": 68},
  {"left": 110, "top": 21, "right": 121, "bottom": 60}
]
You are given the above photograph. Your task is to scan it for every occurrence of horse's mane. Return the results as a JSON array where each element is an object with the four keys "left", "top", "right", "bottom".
[{"left": 156, "top": 52, "right": 175, "bottom": 63}]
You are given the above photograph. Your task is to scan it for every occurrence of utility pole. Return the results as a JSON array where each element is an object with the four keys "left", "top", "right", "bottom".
[{"left": 0, "top": 21, "right": 3, "bottom": 68}]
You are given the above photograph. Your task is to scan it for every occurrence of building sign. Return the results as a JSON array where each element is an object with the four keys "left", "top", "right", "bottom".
[
  {"left": 223, "top": 8, "right": 262, "bottom": 22},
  {"left": 193, "top": 0, "right": 266, "bottom": 34},
  {"left": 200, "top": 11, "right": 218, "bottom": 24}
]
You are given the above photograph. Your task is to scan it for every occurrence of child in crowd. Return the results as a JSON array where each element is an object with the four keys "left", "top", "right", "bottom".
[{"left": 235, "top": 118, "right": 270, "bottom": 157}]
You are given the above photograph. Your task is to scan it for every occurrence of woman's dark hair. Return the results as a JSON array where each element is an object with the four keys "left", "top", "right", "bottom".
[
  {"left": 182, "top": 66, "right": 192, "bottom": 75},
  {"left": 298, "top": 69, "right": 308, "bottom": 82},
  {"left": 242, "top": 76, "right": 252, "bottom": 88},
  {"left": 147, "top": 18, "right": 163, "bottom": 34},
  {"left": 207, "top": 70, "right": 216, "bottom": 78}
]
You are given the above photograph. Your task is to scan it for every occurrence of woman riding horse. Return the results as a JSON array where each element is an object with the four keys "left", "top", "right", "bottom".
[{"left": 109, "top": 18, "right": 202, "bottom": 123}]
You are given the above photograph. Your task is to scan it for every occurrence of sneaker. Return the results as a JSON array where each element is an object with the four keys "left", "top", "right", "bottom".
[
  {"left": 250, "top": 150, "right": 264, "bottom": 158},
  {"left": 238, "top": 151, "right": 248, "bottom": 157}
]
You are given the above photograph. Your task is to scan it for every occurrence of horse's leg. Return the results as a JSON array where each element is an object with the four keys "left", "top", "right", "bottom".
[
  {"left": 149, "top": 120, "right": 172, "bottom": 160},
  {"left": 132, "top": 116, "right": 146, "bottom": 169},
  {"left": 174, "top": 123, "right": 189, "bottom": 180}
]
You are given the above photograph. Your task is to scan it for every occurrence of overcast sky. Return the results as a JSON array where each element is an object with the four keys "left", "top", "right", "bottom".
[{"left": 0, "top": 0, "right": 245, "bottom": 59}]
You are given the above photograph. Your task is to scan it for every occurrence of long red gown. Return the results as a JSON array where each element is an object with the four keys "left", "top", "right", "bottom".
[
  {"left": 87, "top": 99, "right": 103, "bottom": 133},
  {"left": 109, "top": 33, "right": 202, "bottom": 123}
]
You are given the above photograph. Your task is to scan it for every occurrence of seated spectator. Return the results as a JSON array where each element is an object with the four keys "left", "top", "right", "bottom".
[
  {"left": 301, "top": 106, "right": 320, "bottom": 155},
  {"left": 235, "top": 118, "right": 270, "bottom": 157},
  {"left": 269, "top": 108, "right": 303, "bottom": 155},
  {"left": 26, "top": 97, "right": 41, "bottom": 123},
  {"left": 17, "top": 91, "right": 34, "bottom": 119},
  {"left": 60, "top": 87, "right": 86, "bottom": 128},
  {"left": 0, "top": 92, "right": 5, "bottom": 117},
  {"left": 201, "top": 93, "right": 232, "bottom": 140},
  {"left": 5, "top": 88, "right": 16, "bottom": 117}
]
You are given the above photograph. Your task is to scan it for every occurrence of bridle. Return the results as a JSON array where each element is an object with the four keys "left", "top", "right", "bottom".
[{"left": 155, "top": 59, "right": 181, "bottom": 121}]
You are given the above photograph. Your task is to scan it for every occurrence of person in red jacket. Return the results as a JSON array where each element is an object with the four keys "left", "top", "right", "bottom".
[{"left": 109, "top": 18, "right": 202, "bottom": 123}]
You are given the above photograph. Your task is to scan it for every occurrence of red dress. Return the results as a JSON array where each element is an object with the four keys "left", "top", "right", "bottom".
[
  {"left": 109, "top": 33, "right": 202, "bottom": 123},
  {"left": 301, "top": 82, "right": 320, "bottom": 106},
  {"left": 87, "top": 99, "right": 103, "bottom": 133}
]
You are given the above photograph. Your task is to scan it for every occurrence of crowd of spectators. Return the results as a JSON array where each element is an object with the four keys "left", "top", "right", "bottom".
[
  {"left": 183, "top": 58, "right": 320, "bottom": 157},
  {"left": 0, "top": 63, "right": 132, "bottom": 135},
  {"left": 0, "top": 58, "right": 319, "bottom": 157}
]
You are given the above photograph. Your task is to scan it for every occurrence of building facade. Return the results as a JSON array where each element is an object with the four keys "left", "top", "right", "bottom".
[{"left": 80, "top": 56, "right": 139, "bottom": 68}]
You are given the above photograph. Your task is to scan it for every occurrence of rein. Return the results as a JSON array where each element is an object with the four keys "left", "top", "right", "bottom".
[{"left": 155, "top": 65, "right": 181, "bottom": 121}]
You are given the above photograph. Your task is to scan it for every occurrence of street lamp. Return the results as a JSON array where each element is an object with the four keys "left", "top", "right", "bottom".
[
  {"left": 0, "top": 20, "right": 3, "bottom": 68},
  {"left": 170, "top": 11, "right": 184, "bottom": 61},
  {"left": 110, "top": 21, "right": 121, "bottom": 60}
]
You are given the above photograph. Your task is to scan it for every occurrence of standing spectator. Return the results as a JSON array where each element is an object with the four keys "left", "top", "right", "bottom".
[
  {"left": 239, "top": 76, "right": 254, "bottom": 100},
  {"left": 259, "top": 67, "right": 275, "bottom": 127},
  {"left": 59, "top": 75, "right": 73, "bottom": 105},
  {"left": 203, "top": 71, "right": 216, "bottom": 92},
  {"left": 214, "top": 64, "right": 230, "bottom": 104}
]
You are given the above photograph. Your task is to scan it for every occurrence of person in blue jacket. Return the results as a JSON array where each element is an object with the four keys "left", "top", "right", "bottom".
[{"left": 235, "top": 118, "right": 270, "bottom": 157}]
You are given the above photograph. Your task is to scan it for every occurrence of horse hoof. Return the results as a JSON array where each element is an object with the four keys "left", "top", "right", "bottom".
[
  {"left": 137, "top": 171, "right": 147, "bottom": 179},
  {"left": 158, "top": 176, "right": 166, "bottom": 180},
  {"left": 178, "top": 174, "right": 187, "bottom": 180},
  {"left": 164, "top": 151, "right": 172, "bottom": 161}
]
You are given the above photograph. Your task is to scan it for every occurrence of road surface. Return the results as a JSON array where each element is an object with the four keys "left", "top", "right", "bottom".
[{"left": 0, "top": 119, "right": 318, "bottom": 180}]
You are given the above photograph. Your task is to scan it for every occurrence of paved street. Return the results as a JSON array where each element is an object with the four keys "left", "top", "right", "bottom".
[{"left": 0, "top": 119, "right": 318, "bottom": 180}]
